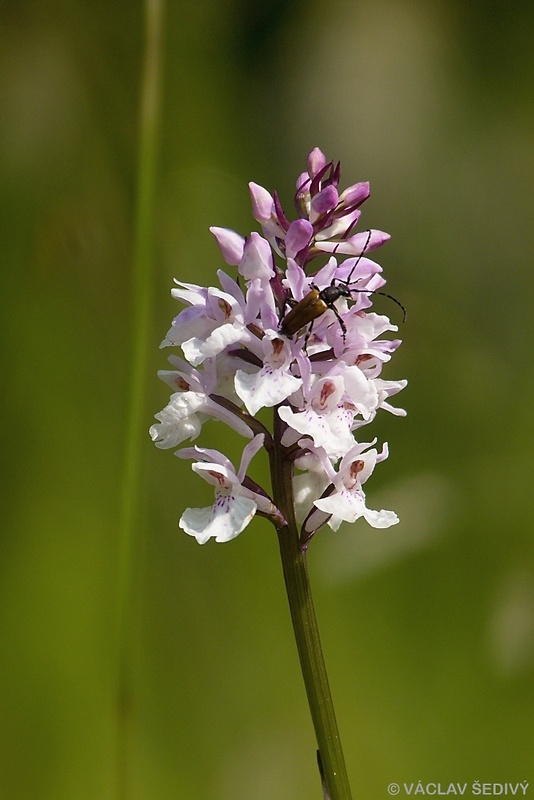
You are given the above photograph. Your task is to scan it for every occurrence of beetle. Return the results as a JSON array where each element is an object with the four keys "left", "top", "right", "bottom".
[
  {"left": 279, "top": 231, "right": 405, "bottom": 341},
  {"left": 280, "top": 282, "right": 352, "bottom": 338}
]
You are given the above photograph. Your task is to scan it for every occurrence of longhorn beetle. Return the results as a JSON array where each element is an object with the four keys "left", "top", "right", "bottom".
[{"left": 279, "top": 230, "right": 405, "bottom": 341}]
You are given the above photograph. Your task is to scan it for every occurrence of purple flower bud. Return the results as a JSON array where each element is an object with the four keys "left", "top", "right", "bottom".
[
  {"left": 249, "top": 182, "right": 274, "bottom": 222},
  {"left": 239, "top": 232, "right": 274, "bottom": 281},
  {"left": 311, "top": 185, "right": 339, "bottom": 216},
  {"left": 339, "top": 181, "right": 370, "bottom": 209},
  {"left": 210, "top": 227, "right": 245, "bottom": 266},
  {"left": 285, "top": 219, "right": 314, "bottom": 259},
  {"left": 307, "top": 147, "right": 327, "bottom": 178}
]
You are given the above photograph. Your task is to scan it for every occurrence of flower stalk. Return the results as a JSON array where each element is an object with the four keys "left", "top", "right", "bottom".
[{"left": 271, "top": 408, "right": 352, "bottom": 800}]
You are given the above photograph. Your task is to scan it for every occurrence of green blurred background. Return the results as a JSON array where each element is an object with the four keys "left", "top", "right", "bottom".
[{"left": 1, "top": 1, "right": 533, "bottom": 798}]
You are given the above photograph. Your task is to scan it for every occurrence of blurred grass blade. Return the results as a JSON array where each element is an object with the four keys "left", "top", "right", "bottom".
[{"left": 117, "top": 1, "right": 165, "bottom": 797}]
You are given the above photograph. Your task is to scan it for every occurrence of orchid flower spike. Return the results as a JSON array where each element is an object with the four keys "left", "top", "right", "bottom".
[{"left": 151, "top": 148, "right": 406, "bottom": 544}]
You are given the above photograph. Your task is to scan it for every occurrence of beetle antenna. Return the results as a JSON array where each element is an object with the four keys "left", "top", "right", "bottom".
[
  {"left": 343, "top": 228, "right": 372, "bottom": 286},
  {"left": 348, "top": 287, "right": 407, "bottom": 322}
]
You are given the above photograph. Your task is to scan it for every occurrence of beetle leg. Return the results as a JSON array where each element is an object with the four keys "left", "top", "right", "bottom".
[
  {"left": 329, "top": 303, "right": 347, "bottom": 341},
  {"left": 304, "top": 318, "right": 315, "bottom": 351}
]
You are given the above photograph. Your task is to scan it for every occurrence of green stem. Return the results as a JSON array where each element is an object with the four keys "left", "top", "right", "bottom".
[
  {"left": 116, "top": 2, "right": 164, "bottom": 798},
  {"left": 270, "top": 411, "right": 353, "bottom": 800}
]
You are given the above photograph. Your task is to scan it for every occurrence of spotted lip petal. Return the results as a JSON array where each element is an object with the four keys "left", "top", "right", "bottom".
[{"left": 179, "top": 493, "right": 258, "bottom": 544}]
